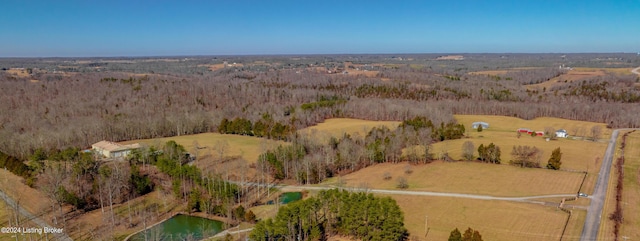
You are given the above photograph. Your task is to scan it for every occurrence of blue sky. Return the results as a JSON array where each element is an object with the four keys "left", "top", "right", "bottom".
[{"left": 1, "top": 0, "right": 638, "bottom": 57}]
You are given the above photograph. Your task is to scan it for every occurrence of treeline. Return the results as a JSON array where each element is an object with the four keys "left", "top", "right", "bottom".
[
  {"left": 218, "top": 116, "right": 295, "bottom": 140},
  {"left": 0, "top": 150, "right": 31, "bottom": 181},
  {"left": 130, "top": 141, "right": 243, "bottom": 217},
  {"left": 300, "top": 95, "right": 347, "bottom": 111},
  {"left": 250, "top": 189, "right": 408, "bottom": 241},
  {"left": 258, "top": 117, "right": 464, "bottom": 184}
]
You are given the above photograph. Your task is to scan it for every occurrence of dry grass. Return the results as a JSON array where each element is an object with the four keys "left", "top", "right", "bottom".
[
  {"left": 6, "top": 68, "right": 30, "bottom": 77},
  {"left": 121, "top": 133, "right": 286, "bottom": 163},
  {"left": 334, "top": 161, "right": 584, "bottom": 197},
  {"left": 65, "top": 189, "right": 184, "bottom": 240},
  {"left": 619, "top": 132, "right": 640, "bottom": 240},
  {"left": 600, "top": 131, "right": 640, "bottom": 240},
  {"left": 0, "top": 169, "right": 52, "bottom": 216},
  {"left": 297, "top": 118, "right": 401, "bottom": 143},
  {"left": 528, "top": 69, "right": 607, "bottom": 90},
  {"left": 468, "top": 70, "right": 509, "bottom": 75},
  {"left": 450, "top": 115, "right": 609, "bottom": 172},
  {"left": 390, "top": 195, "right": 580, "bottom": 241},
  {"left": 248, "top": 204, "right": 279, "bottom": 221}
]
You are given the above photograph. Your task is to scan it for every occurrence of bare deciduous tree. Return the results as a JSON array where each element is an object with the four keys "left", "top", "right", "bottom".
[
  {"left": 462, "top": 141, "right": 475, "bottom": 161},
  {"left": 591, "top": 125, "right": 603, "bottom": 142}
]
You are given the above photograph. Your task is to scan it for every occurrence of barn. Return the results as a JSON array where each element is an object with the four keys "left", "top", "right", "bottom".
[{"left": 517, "top": 128, "right": 531, "bottom": 133}]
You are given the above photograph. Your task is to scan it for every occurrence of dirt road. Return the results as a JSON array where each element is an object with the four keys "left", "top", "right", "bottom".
[
  {"left": 0, "top": 189, "right": 72, "bottom": 241},
  {"left": 632, "top": 66, "right": 640, "bottom": 75}
]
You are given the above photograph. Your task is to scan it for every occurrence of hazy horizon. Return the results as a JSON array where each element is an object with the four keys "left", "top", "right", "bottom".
[{"left": 2, "top": 0, "right": 639, "bottom": 57}]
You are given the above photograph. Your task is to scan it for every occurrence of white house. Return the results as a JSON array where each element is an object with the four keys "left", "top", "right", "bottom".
[
  {"left": 92, "top": 141, "right": 141, "bottom": 159},
  {"left": 472, "top": 122, "right": 489, "bottom": 129},
  {"left": 555, "top": 129, "right": 569, "bottom": 138}
]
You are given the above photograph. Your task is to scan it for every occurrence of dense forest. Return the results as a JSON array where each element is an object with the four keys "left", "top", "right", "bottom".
[{"left": 1, "top": 54, "right": 639, "bottom": 160}]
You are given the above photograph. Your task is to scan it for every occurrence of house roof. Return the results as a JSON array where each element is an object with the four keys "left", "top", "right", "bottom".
[{"left": 92, "top": 141, "right": 141, "bottom": 152}]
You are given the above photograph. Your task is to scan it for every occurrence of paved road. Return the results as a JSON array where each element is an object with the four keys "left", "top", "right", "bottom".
[
  {"left": 0, "top": 189, "right": 73, "bottom": 241},
  {"left": 580, "top": 129, "right": 621, "bottom": 241}
]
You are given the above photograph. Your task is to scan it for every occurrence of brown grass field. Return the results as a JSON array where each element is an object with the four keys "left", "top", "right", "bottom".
[
  {"left": 333, "top": 161, "right": 585, "bottom": 197},
  {"left": 297, "top": 118, "right": 401, "bottom": 143},
  {"left": 527, "top": 68, "right": 614, "bottom": 90},
  {"left": 599, "top": 131, "right": 640, "bottom": 241},
  {"left": 306, "top": 116, "right": 611, "bottom": 240},
  {"left": 0, "top": 169, "right": 52, "bottom": 217},
  {"left": 390, "top": 195, "right": 583, "bottom": 241},
  {"left": 468, "top": 70, "right": 509, "bottom": 75},
  {"left": 451, "top": 115, "right": 610, "bottom": 171},
  {"left": 121, "top": 133, "right": 286, "bottom": 164},
  {"left": 5, "top": 68, "right": 30, "bottom": 77}
]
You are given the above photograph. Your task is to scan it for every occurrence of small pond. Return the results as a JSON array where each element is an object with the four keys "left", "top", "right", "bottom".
[
  {"left": 128, "top": 214, "right": 224, "bottom": 241},
  {"left": 266, "top": 192, "right": 302, "bottom": 204}
]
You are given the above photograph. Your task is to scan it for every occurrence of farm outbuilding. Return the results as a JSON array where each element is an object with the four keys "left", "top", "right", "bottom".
[
  {"left": 517, "top": 128, "right": 531, "bottom": 133},
  {"left": 92, "top": 141, "right": 141, "bottom": 159},
  {"left": 472, "top": 122, "right": 489, "bottom": 129},
  {"left": 555, "top": 129, "right": 569, "bottom": 138}
]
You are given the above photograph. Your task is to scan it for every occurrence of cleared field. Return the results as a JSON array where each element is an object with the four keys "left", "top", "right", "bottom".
[
  {"left": 620, "top": 132, "right": 640, "bottom": 240},
  {"left": 333, "top": 161, "right": 585, "bottom": 197},
  {"left": 527, "top": 68, "right": 609, "bottom": 90},
  {"left": 297, "top": 118, "right": 400, "bottom": 143},
  {"left": 121, "top": 133, "right": 286, "bottom": 163},
  {"left": 6, "top": 68, "right": 30, "bottom": 77},
  {"left": 468, "top": 70, "right": 509, "bottom": 75},
  {"left": 600, "top": 131, "right": 640, "bottom": 241},
  {"left": 390, "top": 195, "right": 581, "bottom": 241},
  {"left": 451, "top": 115, "right": 610, "bottom": 172}
]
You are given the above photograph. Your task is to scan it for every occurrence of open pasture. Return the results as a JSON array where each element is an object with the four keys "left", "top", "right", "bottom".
[
  {"left": 526, "top": 68, "right": 620, "bottom": 90},
  {"left": 599, "top": 131, "right": 640, "bottom": 241},
  {"left": 121, "top": 133, "right": 286, "bottom": 163},
  {"left": 297, "top": 118, "right": 400, "bottom": 143},
  {"left": 335, "top": 161, "right": 585, "bottom": 197},
  {"left": 449, "top": 115, "right": 610, "bottom": 173},
  {"left": 390, "top": 195, "right": 583, "bottom": 241}
]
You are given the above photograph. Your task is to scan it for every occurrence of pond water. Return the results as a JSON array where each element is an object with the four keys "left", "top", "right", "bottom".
[
  {"left": 279, "top": 192, "right": 302, "bottom": 204},
  {"left": 128, "top": 214, "right": 224, "bottom": 241},
  {"left": 266, "top": 192, "right": 302, "bottom": 204}
]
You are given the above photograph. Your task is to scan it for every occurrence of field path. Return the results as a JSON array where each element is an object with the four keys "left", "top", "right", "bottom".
[
  {"left": 235, "top": 181, "right": 579, "bottom": 205},
  {"left": 632, "top": 66, "right": 640, "bottom": 75},
  {"left": 0, "top": 189, "right": 72, "bottom": 241},
  {"left": 282, "top": 185, "right": 577, "bottom": 203}
]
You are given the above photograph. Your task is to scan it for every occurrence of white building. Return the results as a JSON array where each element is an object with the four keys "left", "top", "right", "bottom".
[
  {"left": 555, "top": 129, "right": 569, "bottom": 138},
  {"left": 472, "top": 122, "right": 489, "bottom": 129}
]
